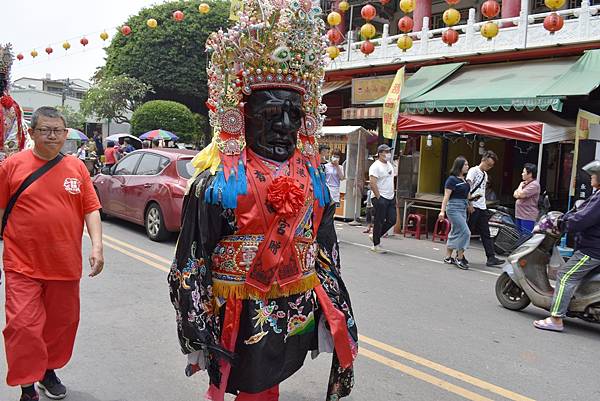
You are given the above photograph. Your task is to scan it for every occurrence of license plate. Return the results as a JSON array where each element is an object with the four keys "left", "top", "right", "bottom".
[{"left": 490, "top": 227, "right": 499, "bottom": 237}]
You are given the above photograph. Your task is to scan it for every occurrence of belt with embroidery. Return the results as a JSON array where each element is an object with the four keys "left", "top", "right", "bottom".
[{"left": 211, "top": 234, "right": 320, "bottom": 299}]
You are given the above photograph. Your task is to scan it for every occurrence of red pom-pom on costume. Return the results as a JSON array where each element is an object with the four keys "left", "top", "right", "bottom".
[
  {"left": 1, "top": 95, "right": 15, "bottom": 109},
  {"left": 267, "top": 176, "right": 306, "bottom": 217}
]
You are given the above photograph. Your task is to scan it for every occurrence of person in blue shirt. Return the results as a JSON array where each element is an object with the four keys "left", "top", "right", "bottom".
[
  {"left": 439, "top": 156, "right": 479, "bottom": 270},
  {"left": 122, "top": 138, "right": 135, "bottom": 154},
  {"left": 534, "top": 160, "right": 600, "bottom": 332}
]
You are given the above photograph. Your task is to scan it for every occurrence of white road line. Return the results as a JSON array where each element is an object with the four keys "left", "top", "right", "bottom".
[{"left": 339, "top": 240, "right": 501, "bottom": 277}]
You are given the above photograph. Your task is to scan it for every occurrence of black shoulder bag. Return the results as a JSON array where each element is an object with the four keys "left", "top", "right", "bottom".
[
  {"left": 1, "top": 153, "right": 64, "bottom": 239},
  {"left": 469, "top": 171, "right": 487, "bottom": 195}
]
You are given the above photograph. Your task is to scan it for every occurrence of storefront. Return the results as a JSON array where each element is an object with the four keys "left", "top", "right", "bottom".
[{"left": 319, "top": 126, "right": 375, "bottom": 220}]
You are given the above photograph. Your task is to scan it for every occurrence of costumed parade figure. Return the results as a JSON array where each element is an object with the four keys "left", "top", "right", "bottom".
[
  {"left": 0, "top": 44, "right": 28, "bottom": 165},
  {"left": 168, "top": 1, "right": 358, "bottom": 400}
]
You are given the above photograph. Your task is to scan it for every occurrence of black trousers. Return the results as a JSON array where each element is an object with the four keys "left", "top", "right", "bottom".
[
  {"left": 469, "top": 208, "right": 495, "bottom": 259},
  {"left": 372, "top": 197, "right": 396, "bottom": 246}
]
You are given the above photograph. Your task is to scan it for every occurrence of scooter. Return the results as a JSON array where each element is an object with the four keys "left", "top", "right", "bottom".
[{"left": 495, "top": 211, "right": 600, "bottom": 323}]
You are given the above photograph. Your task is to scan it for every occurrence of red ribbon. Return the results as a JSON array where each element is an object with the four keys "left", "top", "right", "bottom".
[{"left": 314, "top": 284, "right": 354, "bottom": 369}]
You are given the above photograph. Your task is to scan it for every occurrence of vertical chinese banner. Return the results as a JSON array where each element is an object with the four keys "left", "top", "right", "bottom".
[
  {"left": 382, "top": 67, "right": 405, "bottom": 140},
  {"left": 570, "top": 109, "right": 600, "bottom": 196}
]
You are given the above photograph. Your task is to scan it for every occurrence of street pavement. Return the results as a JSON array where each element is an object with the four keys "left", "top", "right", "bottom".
[{"left": 1, "top": 218, "right": 600, "bottom": 401}]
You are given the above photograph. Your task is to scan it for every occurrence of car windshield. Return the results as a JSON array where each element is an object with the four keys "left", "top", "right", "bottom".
[{"left": 176, "top": 159, "right": 195, "bottom": 179}]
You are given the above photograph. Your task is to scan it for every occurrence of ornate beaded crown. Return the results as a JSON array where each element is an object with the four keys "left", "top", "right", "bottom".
[
  {"left": 204, "top": 0, "right": 328, "bottom": 158},
  {"left": 0, "top": 43, "right": 14, "bottom": 77},
  {"left": 193, "top": 0, "right": 330, "bottom": 209}
]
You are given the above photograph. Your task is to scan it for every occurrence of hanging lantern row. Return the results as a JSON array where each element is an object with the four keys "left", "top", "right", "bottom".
[
  {"left": 442, "top": 0, "right": 461, "bottom": 46},
  {"left": 544, "top": 0, "right": 565, "bottom": 34},
  {"left": 15, "top": 4, "right": 211, "bottom": 61},
  {"left": 325, "top": 0, "right": 352, "bottom": 60},
  {"left": 397, "top": 0, "right": 415, "bottom": 52},
  {"left": 480, "top": 0, "right": 500, "bottom": 41},
  {"left": 360, "top": 4, "right": 378, "bottom": 56}
]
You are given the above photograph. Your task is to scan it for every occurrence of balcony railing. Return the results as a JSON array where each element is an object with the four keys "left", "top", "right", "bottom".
[{"left": 326, "top": 0, "right": 600, "bottom": 71}]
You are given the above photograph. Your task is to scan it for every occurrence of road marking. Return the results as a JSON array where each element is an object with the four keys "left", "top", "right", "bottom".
[
  {"left": 102, "top": 234, "right": 173, "bottom": 264},
  {"left": 102, "top": 240, "right": 170, "bottom": 273},
  {"left": 97, "top": 232, "right": 526, "bottom": 400},
  {"left": 339, "top": 240, "right": 501, "bottom": 277},
  {"left": 361, "top": 336, "right": 535, "bottom": 401},
  {"left": 360, "top": 348, "right": 494, "bottom": 401}
]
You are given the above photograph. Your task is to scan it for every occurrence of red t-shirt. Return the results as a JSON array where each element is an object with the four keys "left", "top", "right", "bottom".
[
  {"left": 104, "top": 147, "right": 117, "bottom": 165},
  {"left": 0, "top": 150, "right": 101, "bottom": 280}
]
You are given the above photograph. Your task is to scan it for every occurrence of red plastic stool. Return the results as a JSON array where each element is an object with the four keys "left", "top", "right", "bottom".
[
  {"left": 404, "top": 213, "right": 428, "bottom": 239},
  {"left": 432, "top": 218, "right": 451, "bottom": 242}
]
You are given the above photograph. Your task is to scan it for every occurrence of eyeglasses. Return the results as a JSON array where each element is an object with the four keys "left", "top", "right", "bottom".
[{"left": 34, "top": 128, "right": 68, "bottom": 136}]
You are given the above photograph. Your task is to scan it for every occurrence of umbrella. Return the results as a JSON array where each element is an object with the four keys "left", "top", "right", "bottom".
[
  {"left": 67, "top": 128, "right": 88, "bottom": 141},
  {"left": 139, "top": 129, "right": 179, "bottom": 141},
  {"left": 105, "top": 134, "right": 143, "bottom": 149}
]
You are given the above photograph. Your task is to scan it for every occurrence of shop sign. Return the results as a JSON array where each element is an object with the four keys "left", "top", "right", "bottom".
[{"left": 351, "top": 75, "right": 395, "bottom": 104}]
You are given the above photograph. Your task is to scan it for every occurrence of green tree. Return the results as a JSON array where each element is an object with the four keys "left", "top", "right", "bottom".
[
  {"left": 81, "top": 75, "right": 151, "bottom": 124},
  {"left": 103, "top": 0, "right": 231, "bottom": 113},
  {"left": 131, "top": 100, "right": 196, "bottom": 142},
  {"left": 192, "top": 112, "right": 210, "bottom": 148},
  {"left": 57, "top": 105, "right": 86, "bottom": 131}
]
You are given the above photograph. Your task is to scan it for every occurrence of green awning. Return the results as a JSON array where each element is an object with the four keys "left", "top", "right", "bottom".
[
  {"left": 540, "top": 50, "right": 600, "bottom": 97},
  {"left": 403, "top": 58, "right": 577, "bottom": 113},
  {"left": 367, "top": 62, "right": 464, "bottom": 105}
]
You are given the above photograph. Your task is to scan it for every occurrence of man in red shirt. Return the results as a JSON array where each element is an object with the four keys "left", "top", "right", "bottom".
[{"left": 0, "top": 106, "right": 104, "bottom": 401}]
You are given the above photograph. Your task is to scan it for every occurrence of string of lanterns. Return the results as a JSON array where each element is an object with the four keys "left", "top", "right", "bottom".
[
  {"left": 442, "top": 0, "right": 461, "bottom": 46},
  {"left": 544, "top": 0, "right": 565, "bottom": 34},
  {"left": 360, "top": 4, "right": 377, "bottom": 55},
  {"left": 397, "top": 0, "right": 415, "bottom": 52},
  {"left": 480, "top": 0, "right": 500, "bottom": 40},
  {"left": 14, "top": 4, "right": 211, "bottom": 62}
]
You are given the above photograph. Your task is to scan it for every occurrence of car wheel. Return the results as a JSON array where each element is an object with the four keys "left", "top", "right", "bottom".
[{"left": 145, "top": 203, "right": 170, "bottom": 242}]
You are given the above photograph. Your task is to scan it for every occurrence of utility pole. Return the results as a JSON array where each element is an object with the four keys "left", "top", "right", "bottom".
[{"left": 61, "top": 78, "right": 71, "bottom": 107}]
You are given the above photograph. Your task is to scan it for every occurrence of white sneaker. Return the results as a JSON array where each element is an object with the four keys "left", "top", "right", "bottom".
[{"left": 370, "top": 245, "right": 387, "bottom": 253}]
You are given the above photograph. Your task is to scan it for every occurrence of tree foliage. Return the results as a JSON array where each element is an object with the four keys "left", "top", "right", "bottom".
[
  {"left": 80, "top": 75, "right": 151, "bottom": 124},
  {"left": 131, "top": 100, "right": 196, "bottom": 142},
  {"left": 103, "top": 0, "right": 231, "bottom": 113},
  {"left": 57, "top": 105, "right": 86, "bottom": 131}
]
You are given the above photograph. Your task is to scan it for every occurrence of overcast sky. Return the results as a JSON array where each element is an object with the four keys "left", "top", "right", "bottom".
[{"left": 3, "top": 0, "right": 163, "bottom": 82}]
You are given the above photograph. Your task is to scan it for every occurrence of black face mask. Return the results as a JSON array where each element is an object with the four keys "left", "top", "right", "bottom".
[{"left": 245, "top": 89, "right": 303, "bottom": 162}]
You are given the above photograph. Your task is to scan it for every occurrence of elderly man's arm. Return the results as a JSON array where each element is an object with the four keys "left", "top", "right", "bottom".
[{"left": 84, "top": 210, "right": 104, "bottom": 277}]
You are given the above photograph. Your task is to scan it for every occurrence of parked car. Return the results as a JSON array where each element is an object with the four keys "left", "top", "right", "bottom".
[{"left": 93, "top": 148, "right": 197, "bottom": 241}]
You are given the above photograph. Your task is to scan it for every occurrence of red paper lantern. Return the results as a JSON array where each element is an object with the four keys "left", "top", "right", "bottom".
[
  {"left": 445, "top": 0, "right": 461, "bottom": 5},
  {"left": 16, "top": 53, "right": 24, "bottom": 61},
  {"left": 360, "top": 40, "right": 375, "bottom": 55},
  {"left": 442, "top": 28, "right": 459, "bottom": 46},
  {"left": 397, "top": 16, "right": 414, "bottom": 33},
  {"left": 45, "top": 47, "right": 53, "bottom": 55},
  {"left": 327, "top": 28, "right": 344, "bottom": 45},
  {"left": 121, "top": 25, "right": 132, "bottom": 36},
  {"left": 481, "top": 0, "right": 500, "bottom": 19},
  {"left": 361, "top": 4, "right": 377, "bottom": 21},
  {"left": 543, "top": 12, "right": 564, "bottom": 34},
  {"left": 173, "top": 10, "right": 185, "bottom": 21},
  {"left": 80, "top": 37, "right": 89, "bottom": 46}
]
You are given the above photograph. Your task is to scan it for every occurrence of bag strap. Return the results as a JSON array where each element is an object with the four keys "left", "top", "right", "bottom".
[
  {"left": 470, "top": 170, "right": 486, "bottom": 195},
  {"left": 1, "top": 153, "right": 64, "bottom": 238}
]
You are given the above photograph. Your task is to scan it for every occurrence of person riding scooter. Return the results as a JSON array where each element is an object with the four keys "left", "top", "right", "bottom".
[{"left": 534, "top": 160, "right": 600, "bottom": 332}]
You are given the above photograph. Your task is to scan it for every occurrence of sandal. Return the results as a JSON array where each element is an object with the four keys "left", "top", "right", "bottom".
[{"left": 533, "top": 317, "right": 563, "bottom": 332}]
